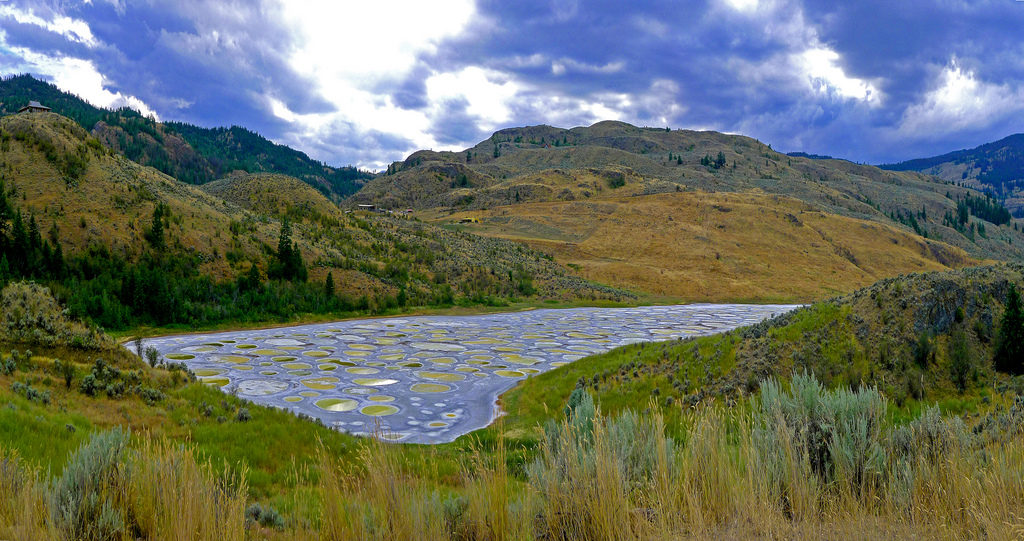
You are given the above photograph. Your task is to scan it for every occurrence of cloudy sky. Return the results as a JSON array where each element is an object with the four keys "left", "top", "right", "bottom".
[{"left": 2, "top": 0, "right": 1023, "bottom": 170}]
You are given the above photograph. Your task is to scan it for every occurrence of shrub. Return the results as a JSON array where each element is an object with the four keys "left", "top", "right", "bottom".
[
  {"left": 754, "top": 372, "right": 887, "bottom": 496},
  {"left": 11, "top": 381, "right": 51, "bottom": 405},
  {"left": 0, "top": 355, "right": 14, "bottom": 375},
  {"left": 948, "top": 330, "right": 972, "bottom": 392},
  {"left": 48, "top": 428, "right": 130, "bottom": 540},
  {"left": 144, "top": 347, "right": 160, "bottom": 368},
  {"left": 0, "top": 282, "right": 113, "bottom": 349},
  {"left": 235, "top": 408, "right": 251, "bottom": 422},
  {"left": 245, "top": 502, "right": 284, "bottom": 530},
  {"left": 53, "top": 359, "right": 75, "bottom": 389}
]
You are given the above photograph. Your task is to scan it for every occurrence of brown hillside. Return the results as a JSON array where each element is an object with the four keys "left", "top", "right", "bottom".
[
  {"left": 0, "top": 112, "right": 623, "bottom": 303},
  {"left": 435, "top": 191, "right": 974, "bottom": 301}
]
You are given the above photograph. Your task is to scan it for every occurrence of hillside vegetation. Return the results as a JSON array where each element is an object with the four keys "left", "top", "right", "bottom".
[
  {"left": 882, "top": 132, "right": 1024, "bottom": 216},
  {"left": 0, "top": 112, "right": 624, "bottom": 331},
  {"left": 2, "top": 264, "right": 1024, "bottom": 538},
  {"left": 355, "top": 120, "right": 1024, "bottom": 300},
  {"left": 0, "top": 74, "right": 371, "bottom": 199}
]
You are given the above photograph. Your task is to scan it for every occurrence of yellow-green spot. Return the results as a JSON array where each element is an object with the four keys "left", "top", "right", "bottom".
[
  {"left": 495, "top": 370, "right": 524, "bottom": 378},
  {"left": 361, "top": 405, "right": 398, "bottom": 416},
  {"left": 302, "top": 377, "right": 340, "bottom": 390},
  {"left": 411, "top": 383, "right": 451, "bottom": 393},
  {"left": 416, "top": 371, "right": 466, "bottom": 382},
  {"left": 284, "top": 396, "right": 303, "bottom": 403},
  {"left": 303, "top": 350, "right": 329, "bottom": 358},
  {"left": 166, "top": 353, "right": 194, "bottom": 360},
  {"left": 316, "top": 398, "right": 358, "bottom": 412},
  {"left": 282, "top": 362, "right": 312, "bottom": 370},
  {"left": 347, "top": 367, "right": 379, "bottom": 375},
  {"left": 369, "top": 395, "right": 395, "bottom": 402}
]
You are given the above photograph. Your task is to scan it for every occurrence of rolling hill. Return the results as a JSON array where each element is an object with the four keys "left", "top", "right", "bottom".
[
  {"left": 881, "top": 133, "right": 1024, "bottom": 216},
  {"left": 0, "top": 111, "right": 624, "bottom": 330},
  {"left": 0, "top": 74, "right": 372, "bottom": 200},
  {"left": 355, "top": 120, "right": 1024, "bottom": 300}
]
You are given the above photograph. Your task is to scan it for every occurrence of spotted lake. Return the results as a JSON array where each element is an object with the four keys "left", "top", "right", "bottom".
[{"left": 136, "top": 304, "right": 797, "bottom": 444}]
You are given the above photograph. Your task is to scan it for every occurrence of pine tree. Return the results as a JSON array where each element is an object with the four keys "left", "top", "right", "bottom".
[
  {"left": 994, "top": 283, "right": 1024, "bottom": 375},
  {"left": 325, "top": 271, "right": 335, "bottom": 296}
]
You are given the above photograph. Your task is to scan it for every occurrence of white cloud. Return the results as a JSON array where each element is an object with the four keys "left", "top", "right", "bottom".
[
  {"left": 798, "top": 47, "right": 880, "bottom": 104},
  {"left": 0, "top": 36, "right": 158, "bottom": 119},
  {"left": 0, "top": 5, "right": 98, "bottom": 47},
  {"left": 899, "top": 60, "right": 1024, "bottom": 136}
]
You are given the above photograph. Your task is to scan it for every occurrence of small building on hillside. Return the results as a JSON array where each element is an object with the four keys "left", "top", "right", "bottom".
[
  {"left": 357, "top": 204, "right": 376, "bottom": 211},
  {"left": 18, "top": 101, "right": 51, "bottom": 113}
]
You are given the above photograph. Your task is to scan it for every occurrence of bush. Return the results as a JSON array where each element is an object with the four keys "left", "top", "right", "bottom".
[
  {"left": 48, "top": 428, "right": 130, "bottom": 540},
  {"left": 235, "top": 408, "right": 251, "bottom": 422},
  {"left": 245, "top": 502, "right": 284, "bottom": 530},
  {"left": 0, "top": 281, "right": 113, "bottom": 349},
  {"left": 949, "top": 330, "right": 972, "bottom": 392},
  {"left": 11, "top": 381, "right": 50, "bottom": 405},
  {"left": 754, "top": 372, "right": 887, "bottom": 496},
  {"left": 0, "top": 355, "right": 14, "bottom": 375}
]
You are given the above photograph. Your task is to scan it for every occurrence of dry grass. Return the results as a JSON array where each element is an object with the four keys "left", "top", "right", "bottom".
[
  {"left": 0, "top": 432, "right": 247, "bottom": 541},
  {"left": 440, "top": 191, "right": 974, "bottom": 302}
]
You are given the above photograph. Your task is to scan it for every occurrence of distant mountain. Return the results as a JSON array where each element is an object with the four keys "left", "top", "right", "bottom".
[
  {"left": 0, "top": 74, "right": 371, "bottom": 200},
  {"left": 352, "top": 120, "right": 1024, "bottom": 301},
  {"left": 880, "top": 133, "right": 1024, "bottom": 216},
  {"left": 0, "top": 111, "right": 622, "bottom": 329},
  {"left": 786, "top": 151, "right": 835, "bottom": 160}
]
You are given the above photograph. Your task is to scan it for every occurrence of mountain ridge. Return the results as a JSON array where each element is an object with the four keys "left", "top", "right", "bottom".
[{"left": 0, "top": 74, "right": 372, "bottom": 200}]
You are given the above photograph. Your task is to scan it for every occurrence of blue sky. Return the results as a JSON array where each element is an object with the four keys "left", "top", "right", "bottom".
[{"left": 2, "top": 0, "right": 1023, "bottom": 170}]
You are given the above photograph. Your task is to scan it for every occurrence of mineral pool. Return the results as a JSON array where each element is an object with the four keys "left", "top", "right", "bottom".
[{"left": 134, "top": 304, "right": 798, "bottom": 443}]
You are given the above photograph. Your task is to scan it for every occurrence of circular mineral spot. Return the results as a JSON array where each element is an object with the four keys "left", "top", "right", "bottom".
[
  {"left": 165, "top": 353, "right": 194, "bottom": 360},
  {"left": 428, "top": 421, "right": 448, "bottom": 428},
  {"left": 238, "top": 380, "right": 289, "bottom": 396},
  {"left": 233, "top": 365, "right": 253, "bottom": 371},
  {"left": 221, "top": 340, "right": 236, "bottom": 344},
  {"left": 365, "top": 361, "right": 386, "bottom": 367},
  {"left": 318, "top": 364, "right": 338, "bottom": 371},
  {"left": 411, "top": 342, "right": 465, "bottom": 352},
  {"left": 348, "top": 344, "right": 375, "bottom": 350},
  {"left": 302, "top": 377, "right": 340, "bottom": 390},
  {"left": 346, "top": 367, "right": 379, "bottom": 375},
  {"left": 303, "top": 350, "right": 329, "bottom": 358},
  {"left": 201, "top": 377, "right": 229, "bottom": 387},
  {"left": 495, "top": 370, "right": 524, "bottom": 378},
  {"left": 282, "top": 362, "right": 312, "bottom": 370},
  {"left": 455, "top": 366, "right": 479, "bottom": 373},
  {"left": 416, "top": 371, "right": 466, "bottom": 382},
  {"left": 272, "top": 356, "right": 297, "bottom": 362},
  {"left": 345, "top": 387, "right": 378, "bottom": 395},
  {"left": 361, "top": 405, "right": 399, "bottom": 416},
  {"left": 289, "top": 370, "right": 313, "bottom": 376},
  {"left": 411, "top": 383, "right": 451, "bottom": 393},
  {"left": 430, "top": 357, "right": 456, "bottom": 365},
  {"left": 352, "top": 378, "right": 398, "bottom": 386},
  {"left": 284, "top": 396, "right": 303, "bottom": 403},
  {"left": 299, "top": 391, "right": 320, "bottom": 397},
  {"left": 211, "top": 355, "right": 250, "bottom": 363},
  {"left": 551, "top": 361, "right": 569, "bottom": 367},
  {"left": 194, "top": 368, "right": 224, "bottom": 377},
  {"left": 379, "top": 353, "right": 405, "bottom": 361},
  {"left": 183, "top": 345, "right": 216, "bottom": 353},
  {"left": 399, "top": 362, "right": 423, "bottom": 368},
  {"left": 259, "top": 361, "right": 273, "bottom": 366},
  {"left": 316, "top": 398, "right": 358, "bottom": 412},
  {"left": 260, "top": 371, "right": 278, "bottom": 376},
  {"left": 368, "top": 395, "right": 395, "bottom": 402},
  {"left": 467, "top": 360, "right": 490, "bottom": 365},
  {"left": 236, "top": 344, "right": 257, "bottom": 349}
]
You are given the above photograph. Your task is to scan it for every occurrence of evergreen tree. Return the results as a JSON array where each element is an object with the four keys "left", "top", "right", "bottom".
[
  {"left": 147, "top": 203, "right": 165, "bottom": 250},
  {"left": 994, "top": 283, "right": 1024, "bottom": 375},
  {"left": 325, "top": 271, "right": 335, "bottom": 296}
]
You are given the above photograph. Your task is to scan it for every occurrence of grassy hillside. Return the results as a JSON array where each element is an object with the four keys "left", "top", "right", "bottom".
[
  {"left": 0, "top": 74, "right": 372, "bottom": 199},
  {"left": 498, "top": 264, "right": 1024, "bottom": 440},
  {"left": 433, "top": 191, "right": 972, "bottom": 301},
  {"left": 354, "top": 120, "right": 1024, "bottom": 301},
  {"left": 2, "top": 267, "right": 1023, "bottom": 538},
  {"left": 881, "top": 132, "right": 1024, "bottom": 216},
  {"left": 0, "top": 112, "right": 625, "bottom": 331}
]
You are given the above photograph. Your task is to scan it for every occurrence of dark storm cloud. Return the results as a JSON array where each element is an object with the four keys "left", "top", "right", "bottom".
[{"left": 2, "top": 0, "right": 1024, "bottom": 167}]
